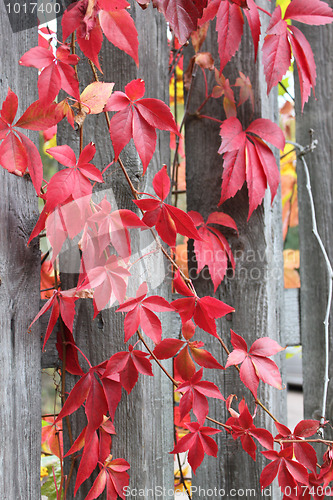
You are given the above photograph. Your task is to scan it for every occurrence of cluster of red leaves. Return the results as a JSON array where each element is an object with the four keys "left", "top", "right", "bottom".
[{"left": 2, "top": 0, "right": 333, "bottom": 498}]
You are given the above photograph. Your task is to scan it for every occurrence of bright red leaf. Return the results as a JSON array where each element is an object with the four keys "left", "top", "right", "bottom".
[
  {"left": 46, "top": 142, "right": 104, "bottom": 210},
  {"left": 275, "top": 420, "right": 320, "bottom": 473},
  {"left": 226, "top": 399, "right": 274, "bottom": 460},
  {"left": 105, "top": 81, "right": 179, "bottom": 173},
  {"left": 29, "top": 289, "right": 77, "bottom": 349},
  {"left": 116, "top": 281, "right": 174, "bottom": 343},
  {"left": 218, "top": 117, "right": 285, "bottom": 218},
  {"left": 176, "top": 368, "right": 224, "bottom": 424},
  {"left": 62, "top": 0, "right": 138, "bottom": 72},
  {"left": 199, "top": 0, "right": 260, "bottom": 70},
  {"left": 189, "top": 210, "right": 237, "bottom": 291},
  {"left": 19, "top": 44, "right": 80, "bottom": 104},
  {"left": 103, "top": 344, "right": 154, "bottom": 394},
  {"left": 0, "top": 88, "right": 44, "bottom": 193},
  {"left": 86, "top": 456, "right": 130, "bottom": 500},
  {"left": 225, "top": 330, "right": 284, "bottom": 397},
  {"left": 133, "top": 165, "right": 201, "bottom": 247},
  {"left": 260, "top": 447, "right": 309, "bottom": 492},
  {"left": 262, "top": 3, "right": 333, "bottom": 110},
  {"left": 171, "top": 270, "right": 234, "bottom": 337},
  {"left": 171, "top": 421, "right": 221, "bottom": 473},
  {"left": 153, "top": 334, "right": 224, "bottom": 381}
]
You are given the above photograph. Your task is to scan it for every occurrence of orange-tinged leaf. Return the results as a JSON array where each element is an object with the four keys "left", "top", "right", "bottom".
[{"left": 78, "top": 82, "right": 115, "bottom": 114}]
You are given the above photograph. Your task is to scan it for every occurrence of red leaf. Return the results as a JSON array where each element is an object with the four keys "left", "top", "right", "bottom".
[
  {"left": 152, "top": 164, "right": 170, "bottom": 201},
  {"left": 153, "top": 338, "right": 185, "bottom": 359},
  {"left": 287, "top": 26, "right": 316, "bottom": 111},
  {"left": 85, "top": 469, "right": 107, "bottom": 500},
  {"left": 190, "top": 210, "right": 237, "bottom": 291},
  {"left": 108, "top": 80, "right": 178, "bottom": 172},
  {"left": 1, "top": 88, "right": 18, "bottom": 124},
  {"left": 99, "top": 9, "right": 139, "bottom": 66},
  {"left": 116, "top": 282, "right": 173, "bottom": 343},
  {"left": 134, "top": 167, "right": 201, "bottom": 245},
  {"left": 226, "top": 330, "right": 284, "bottom": 397},
  {"left": 284, "top": 0, "right": 333, "bottom": 25},
  {"left": 177, "top": 368, "right": 224, "bottom": 423},
  {"left": 171, "top": 421, "right": 221, "bottom": 473},
  {"left": 262, "top": 6, "right": 290, "bottom": 95},
  {"left": 172, "top": 273, "right": 234, "bottom": 336},
  {"left": 74, "top": 432, "right": 99, "bottom": 495},
  {"left": 154, "top": 0, "right": 208, "bottom": 45},
  {"left": 243, "top": 0, "right": 260, "bottom": 61},
  {"left": 15, "top": 100, "right": 62, "bottom": 131},
  {"left": 16, "top": 132, "right": 43, "bottom": 194},
  {"left": 19, "top": 45, "right": 80, "bottom": 104},
  {"left": 216, "top": 2, "right": 244, "bottom": 71},
  {"left": 218, "top": 117, "right": 284, "bottom": 217}
]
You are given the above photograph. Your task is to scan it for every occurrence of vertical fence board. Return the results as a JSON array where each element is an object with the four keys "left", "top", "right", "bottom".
[
  {"left": 0, "top": 10, "right": 41, "bottom": 500},
  {"left": 295, "top": 20, "right": 333, "bottom": 437},
  {"left": 183, "top": 2, "right": 285, "bottom": 497}
]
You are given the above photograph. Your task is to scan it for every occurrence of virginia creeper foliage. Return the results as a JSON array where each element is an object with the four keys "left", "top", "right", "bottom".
[{"left": 2, "top": 0, "right": 333, "bottom": 498}]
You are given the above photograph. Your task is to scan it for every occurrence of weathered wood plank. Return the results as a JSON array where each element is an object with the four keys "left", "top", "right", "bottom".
[
  {"left": 0, "top": 10, "right": 41, "bottom": 500},
  {"left": 283, "top": 289, "right": 300, "bottom": 346},
  {"left": 183, "top": 1, "right": 285, "bottom": 497},
  {"left": 57, "top": 4, "right": 174, "bottom": 498},
  {"left": 295, "top": 19, "right": 333, "bottom": 433}
]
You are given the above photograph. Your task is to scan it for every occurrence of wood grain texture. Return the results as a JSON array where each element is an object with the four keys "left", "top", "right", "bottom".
[
  {"left": 183, "top": 2, "right": 285, "bottom": 497},
  {"left": 283, "top": 289, "right": 300, "bottom": 346},
  {"left": 56, "top": 4, "right": 175, "bottom": 498},
  {"left": 0, "top": 9, "right": 41, "bottom": 500},
  {"left": 295, "top": 15, "right": 333, "bottom": 437}
]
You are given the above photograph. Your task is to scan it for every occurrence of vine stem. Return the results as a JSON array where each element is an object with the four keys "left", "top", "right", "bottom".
[
  {"left": 288, "top": 138, "right": 333, "bottom": 429},
  {"left": 256, "top": 5, "right": 272, "bottom": 17},
  {"left": 198, "top": 114, "right": 223, "bottom": 125},
  {"left": 71, "top": 33, "right": 83, "bottom": 153},
  {"left": 276, "top": 438, "right": 333, "bottom": 445}
]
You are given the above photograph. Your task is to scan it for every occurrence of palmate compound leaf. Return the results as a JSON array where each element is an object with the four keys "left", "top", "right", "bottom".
[
  {"left": 0, "top": 88, "right": 60, "bottom": 194},
  {"left": 28, "top": 289, "right": 77, "bottom": 349},
  {"left": 105, "top": 80, "right": 179, "bottom": 173},
  {"left": 171, "top": 270, "right": 234, "bottom": 337},
  {"left": 218, "top": 117, "right": 285, "bottom": 219},
  {"left": 275, "top": 420, "right": 320, "bottom": 473},
  {"left": 153, "top": 331, "right": 224, "bottom": 381},
  {"left": 85, "top": 456, "right": 130, "bottom": 500},
  {"left": 226, "top": 399, "right": 274, "bottom": 460},
  {"left": 102, "top": 344, "right": 154, "bottom": 394},
  {"left": 134, "top": 165, "right": 201, "bottom": 247},
  {"left": 225, "top": 330, "right": 285, "bottom": 398},
  {"left": 116, "top": 281, "right": 174, "bottom": 344},
  {"left": 199, "top": 0, "right": 261, "bottom": 71},
  {"left": 189, "top": 210, "right": 237, "bottom": 291},
  {"left": 78, "top": 254, "right": 131, "bottom": 315},
  {"left": 27, "top": 142, "right": 104, "bottom": 248},
  {"left": 171, "top": 421, "right": 222, "bottom": 473},
  {"left": 62, "top": 0, "right": 139, "bottom": 72},
  {"left": 262, "top": 2, "right": 333, "bottom": 110},
  {"left": 88, "top": 196, "right": 147, "bottom": 259},
  {"left": 176, "top": 368, "right": 224, "bottom": 424},
  {"left": 260, "top": 447, "right": 309, "bottom": 492},
  {"left": 19, "top": 44, "right": 80, "bottom": 104}
]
